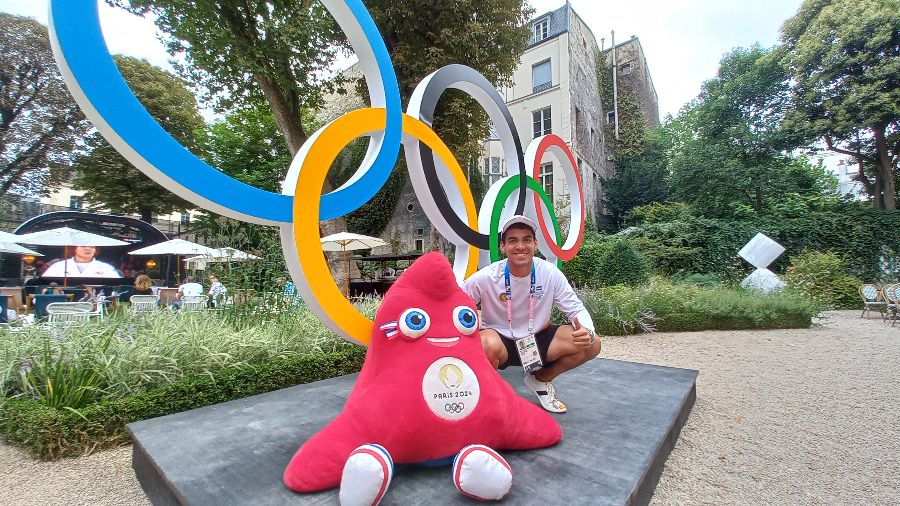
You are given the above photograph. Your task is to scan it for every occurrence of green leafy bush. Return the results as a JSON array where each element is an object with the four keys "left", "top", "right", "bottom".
[
  {"left": 782, "top": 251, "right": 862, "bottom": 309},
  {"left": 0, "top": 347, "right": 366, "bottom": 460},
  {"left": 672, "top": 272, "right": 722, "bottom": 287},
  {"left": 597, "top": 241, "right": 650, "bottom": 286},
  {"left": 561, "top": 241, "right": 614, "bottom": 288}
]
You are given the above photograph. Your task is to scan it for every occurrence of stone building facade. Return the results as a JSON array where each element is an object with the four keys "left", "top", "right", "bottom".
[{"left": 602, "top": 36, "right": 660, "bottom": 130}]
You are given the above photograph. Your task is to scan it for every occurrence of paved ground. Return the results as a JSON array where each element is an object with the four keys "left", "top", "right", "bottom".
[{"left": 1, "top": 311, "right": 898, "bottom": 505}]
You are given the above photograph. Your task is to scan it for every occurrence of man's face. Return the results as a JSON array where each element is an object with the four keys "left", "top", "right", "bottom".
[
  {"left": 500, "top": 227, "right": 537, "bottom": 271},
  {"left": 74, "top": 246, "right": 96, "bottom": 263}
]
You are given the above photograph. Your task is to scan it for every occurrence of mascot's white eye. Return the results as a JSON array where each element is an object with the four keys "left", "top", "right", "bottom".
[
  {"left": 399, "top": 308, "right": 430, "bottom": 338},
  {"left": 453, "top": 306, "right": 478, "bottom": 335}
]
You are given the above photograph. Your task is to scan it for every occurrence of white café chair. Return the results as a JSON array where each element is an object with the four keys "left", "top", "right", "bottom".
[
  {"left": 181, "top": 295, "right": 208, "bottom": 312},
  {"left": 130, "top": 294, "right": 160, "bottom": 314},
  {"left": 46, "top": 302, "right": 93, "bottom": 324}
]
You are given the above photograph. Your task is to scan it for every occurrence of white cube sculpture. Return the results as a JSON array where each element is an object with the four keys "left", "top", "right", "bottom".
[{"left": 738, "top": 233, "right": 786, "bottom": 293}]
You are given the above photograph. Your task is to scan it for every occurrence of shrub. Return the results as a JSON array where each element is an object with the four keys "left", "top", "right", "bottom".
[
  {"left": 0, "top": 347, "right": 366, "bottom": 460},
  {"left": 782, "top": 251, "right": 862, "bottom": 309},
  {"left": 597, "top": 240, "right": 650, "bottom": 286},
  {"left": 672, "top": 272, "right": 722, "bottom": 287},
  {"left": 561, "top": 241, "right": 614, "bottom": 288}
]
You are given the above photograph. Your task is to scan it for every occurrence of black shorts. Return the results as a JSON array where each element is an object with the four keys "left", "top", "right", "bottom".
[{"left": 497, "top": 324, "right": 561, "bottom": 370}]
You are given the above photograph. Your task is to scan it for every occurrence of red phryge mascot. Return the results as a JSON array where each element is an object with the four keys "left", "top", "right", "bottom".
[{"left": 284, "top": 252, "right": 561, "bottom": 504}]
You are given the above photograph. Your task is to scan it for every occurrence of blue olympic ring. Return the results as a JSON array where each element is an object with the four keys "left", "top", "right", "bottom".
[{"left": 50, "top": 0, "right": 401, "bottom": 225}]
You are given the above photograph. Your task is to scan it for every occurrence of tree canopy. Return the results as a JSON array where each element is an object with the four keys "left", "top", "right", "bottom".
[
  {"left": 779, "top": 0, "right": 900, "bottom": 209},
  {"left": 73, "top": 55, "right": 204, "bottom": 221},
  {"left": 0, "top": 14, "right": 90, "bottom": 196},
  {"left": 198, "top": 104, "right": 293, "bottom": 193}
]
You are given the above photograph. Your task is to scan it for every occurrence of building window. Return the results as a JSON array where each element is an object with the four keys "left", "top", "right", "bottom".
[
  {"left": 533, "top": 18, "right": 549, "bottom": 42},
  {"left": 607, "top": 110, "right": 616, "bottom": 126},
  {"left": 414, "top": 239, "right": 424, "bottom": 253},
  {"left": 532, "top": 59, "right": 551, "bottom": 93},
  {"left": 407, "top": 203, "right": 415, "bottom": 213},
  {"left": 416, "top": 228, "right": 424, "bottom": 237},
  {"left": 620, "top": 62, "right": 634, "bottom": 75},
  {"left": 180, "top": 212, "right": 190, "bottom": 224},
  {"left": 533, "top": 107, "right": 551, "bottom": 138},
  {"left": 488, "top": 156, "right": 503, "bottom": 186},
  {"left": 488, "top": 122, "right": 499, "bottom": 140},
  {"left": 69, "top": 195, "right": 83, "bottom": 210},
  {"left": 540, "top": 162, "right": 553, "bottom": 197}
]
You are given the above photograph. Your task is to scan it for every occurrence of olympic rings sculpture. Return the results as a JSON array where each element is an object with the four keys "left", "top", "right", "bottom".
[{"left": 49, "top": 0, "right": 586, "bottom": 345}]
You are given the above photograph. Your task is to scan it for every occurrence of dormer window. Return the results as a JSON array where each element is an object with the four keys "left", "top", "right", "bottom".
[{"left": 533, "top": 18, "right": 549, "bottom": 42}]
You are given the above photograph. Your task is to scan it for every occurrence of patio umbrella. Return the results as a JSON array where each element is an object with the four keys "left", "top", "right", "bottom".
[
  {"left": 184, "top": 247, "right": 260, "bottom": 271},
  {"left": 0, "top": 231, "right": 25, "bottom": 243},
  {"left": 0, "top": 242, "right": 43, "bottom": 256},
  {"left": 16, "top": 227, "right": 129, "bottom": 286},
  {"left": 129, "top": 239, "right": 219, "bottom": 283},
  {"left": 320, "top": 232, "right": 388, "bottom": 296}
]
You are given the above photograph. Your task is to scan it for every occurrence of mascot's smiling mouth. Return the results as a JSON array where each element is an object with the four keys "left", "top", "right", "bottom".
[{"left": 427, "top": 337, "right": 460, "bottom": 347}]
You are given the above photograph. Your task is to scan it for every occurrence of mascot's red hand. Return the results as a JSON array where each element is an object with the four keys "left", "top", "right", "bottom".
[{"left": 284, "top": 252, "right": 561, "bottom": 493}]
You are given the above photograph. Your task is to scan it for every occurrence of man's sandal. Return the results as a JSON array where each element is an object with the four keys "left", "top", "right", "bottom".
[{"left": 524, "top": 374, "right": 567, "bottom": 413}]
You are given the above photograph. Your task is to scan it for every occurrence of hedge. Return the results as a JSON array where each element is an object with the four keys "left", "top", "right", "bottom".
[
  {"left": 0, "top": 347, "right": 366, "bottom": 460},
  {"left": 591, "top": 310, "right": 812, "bottom": 336}
]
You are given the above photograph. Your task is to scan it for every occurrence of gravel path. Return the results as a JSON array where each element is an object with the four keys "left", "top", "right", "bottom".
[{"left": 1, "top": 310, "right": 898, "bottom": 505}]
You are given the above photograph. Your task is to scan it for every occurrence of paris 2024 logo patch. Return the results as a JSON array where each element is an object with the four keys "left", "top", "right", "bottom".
[{"left": 422, "top": 357, "right": 480, "bottom": 420}]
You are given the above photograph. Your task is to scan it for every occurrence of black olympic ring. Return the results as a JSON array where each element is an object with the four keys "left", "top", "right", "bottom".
[
  {"left": 444, "top": 402, "right": 465, "bottom": 414},
  {"left": 413, "top": 64, "right": 526, "bottom": 249}
]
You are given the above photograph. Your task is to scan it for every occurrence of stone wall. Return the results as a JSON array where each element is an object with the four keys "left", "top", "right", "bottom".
[{"left": 604, "top": 37, "right": 660, "bottom": 129}]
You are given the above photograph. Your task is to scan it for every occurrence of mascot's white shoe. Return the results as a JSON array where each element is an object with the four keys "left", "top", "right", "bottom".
[
  {"left": 339, "top": 444, "right": 393, "bottom": 506},
  {"left": 452, "top": 444, "right": 513, "bottom": 501}
]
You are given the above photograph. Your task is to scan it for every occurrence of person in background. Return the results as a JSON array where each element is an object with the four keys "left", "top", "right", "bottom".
[
  {"left": 207, "top": 274, "right": 227, "bottom": 307},
  {"left": 41, "top": 282, "right": 64, "bottom": 295},
  {"left": 133, "top": 274, "right": 154, "bottom": 296},
  {"left": 275, "top": 276, "right": 302, "bottom": 306},
  {"left": 172, "top": 275, "right": 203, "bottom": 308}
]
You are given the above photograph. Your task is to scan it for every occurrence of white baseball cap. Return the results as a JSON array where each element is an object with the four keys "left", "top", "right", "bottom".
[{"left": 501, "top": 215, "right": 537, "bottom": 236}]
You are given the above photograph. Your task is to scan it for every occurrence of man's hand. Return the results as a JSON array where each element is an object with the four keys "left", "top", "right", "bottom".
[{"left": 571, "top": 326, "right": 592, "bottom": 348}]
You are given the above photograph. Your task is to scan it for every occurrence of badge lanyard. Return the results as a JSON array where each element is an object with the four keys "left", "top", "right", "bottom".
[{"left": 504, "top": 260, "right": 536, "bottom": 340}]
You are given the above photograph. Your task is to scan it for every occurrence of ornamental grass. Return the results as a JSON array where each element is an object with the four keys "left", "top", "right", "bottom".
[{"left": 0, "top": 297, "right": 378, "bottom": 410}]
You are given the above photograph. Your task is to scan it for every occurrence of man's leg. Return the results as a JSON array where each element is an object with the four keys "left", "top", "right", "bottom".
[
  {"left": 479, "top": 328, "right": 509, "bottom": 369},
  {"left": 533, "top": 325, "right": 601, "bottom": 383}
]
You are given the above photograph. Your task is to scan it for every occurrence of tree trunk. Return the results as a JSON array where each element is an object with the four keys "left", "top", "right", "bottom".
[
  {"left": 253, "top": 74, "right": 357, "bottom": 294},
  {"left": 873, "top": 124, "right": 896, "bottom": 210},
  {"left": 140, "top": 207, "right": 153, "bottom": 223}
]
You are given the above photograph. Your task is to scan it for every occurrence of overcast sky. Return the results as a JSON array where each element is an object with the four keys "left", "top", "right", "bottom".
[{"left": 3, "top": 0, "right": 803, "bottom": 120}]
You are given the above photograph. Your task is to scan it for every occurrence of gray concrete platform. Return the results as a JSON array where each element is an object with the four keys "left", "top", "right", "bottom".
[{"left": 129, "top": 358, "right": 697, "bottom": 506}]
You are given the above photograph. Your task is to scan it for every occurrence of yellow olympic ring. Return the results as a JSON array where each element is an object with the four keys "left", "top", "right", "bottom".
[{"left": 292, "top": 108, "right": 479, "bottom": 344}]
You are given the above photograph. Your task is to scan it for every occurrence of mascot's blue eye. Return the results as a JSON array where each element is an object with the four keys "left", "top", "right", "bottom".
[
  {"left": 453, "top": 306, "right": 478, "bottom": 335},
  {"left": 399, "top": 308, "right": 430, "bottom": 338}
]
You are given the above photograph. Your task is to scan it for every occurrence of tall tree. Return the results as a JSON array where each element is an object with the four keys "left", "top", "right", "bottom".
[
  {"left": 602, "top": 128, "right": 670, "bottom": 228},
  {"left": 73, "top": 55, "right": 204, "bottom": 221},
  {"left": 367, "top": 0, "right": 532, "bottom": 163},
  {"left": 779, "top": 0, "right": 900, "bottom": 209},
  {"left": 668, "top": 46, "right": 799, "bottom": 218},
  {"left": 0, "top": 14, "right": 90, "bottom": 196},
  {"left": 110, "top": 0, "right": 345, "bottom": 156}
]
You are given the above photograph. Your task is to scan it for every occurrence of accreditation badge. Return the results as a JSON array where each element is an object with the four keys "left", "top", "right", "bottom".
[{"left": 516, "top": 334, "right": 542, "bottom": 374}]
